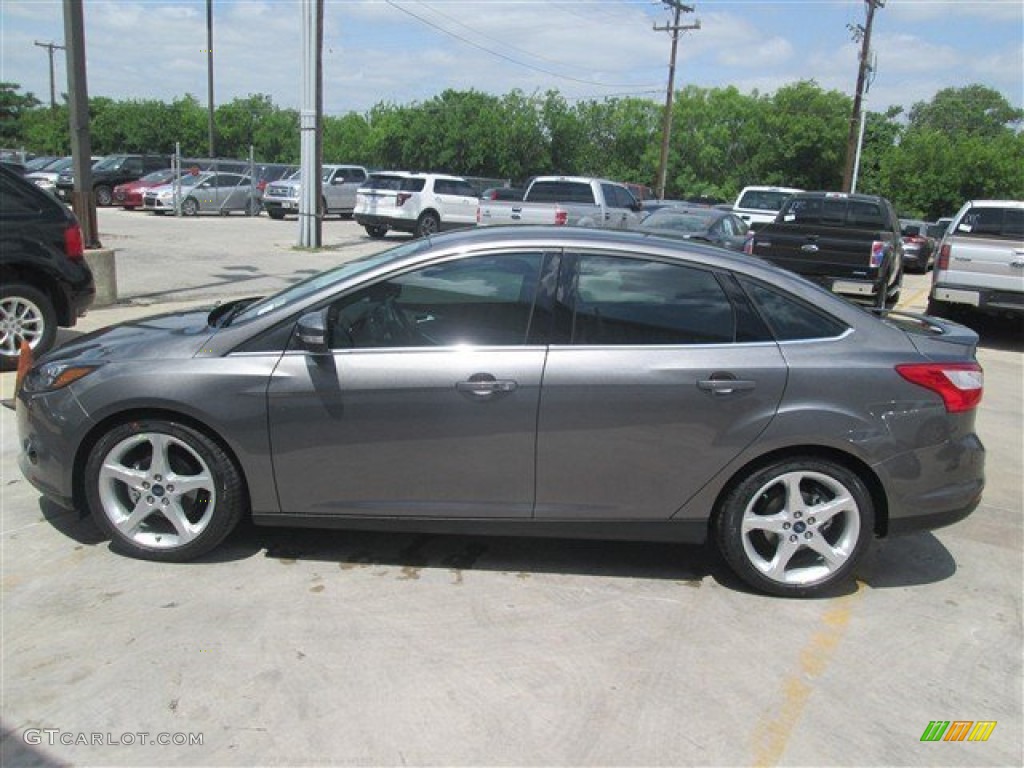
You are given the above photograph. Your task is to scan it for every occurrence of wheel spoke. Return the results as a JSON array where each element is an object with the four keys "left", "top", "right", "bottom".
[
  {"left": 805, "top": 534, "right": 846, "bottom": 568},
  {"left": 147, "top": 433, "right": 174, "bottom": 479},
  {"left": 764, "top": 536, "right": 802, "bottom": 580},
  {"left": 808, "top": 492, "right": 854, "bottom": 526},
  {"left": 742, "top": 513, "right": 788, "bottom": 535},
  {"left": 167, "top": 473, "right": 211, "bottom": 496},
  {"left": 164, "top": 503, "right": 199, "bottom": 544},
  {"left": 101, "top": 460, "right": 148, "bottom": 489},
  {"left": 782, "top": 474, "right": 805, "bottom": 513},
  {"left": 116, "top": 498, "right": 158, "bottom": 537}
]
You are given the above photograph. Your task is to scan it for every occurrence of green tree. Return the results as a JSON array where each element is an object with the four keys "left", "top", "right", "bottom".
[
  {"left": 0, "top": 82, "right": 40, "bottom": 147},
  {"left": 908, "top": 84, "right": 1023, "bottom": 138}
]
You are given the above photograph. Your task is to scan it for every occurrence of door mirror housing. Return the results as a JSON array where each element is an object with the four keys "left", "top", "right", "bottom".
[{"left": 296, "top": 311, "right": 329, "bottom": 354}]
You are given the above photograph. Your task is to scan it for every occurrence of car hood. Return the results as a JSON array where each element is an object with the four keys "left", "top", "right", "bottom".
[{"left": 40, "top": 306, "right": 220, "bottom": 366}]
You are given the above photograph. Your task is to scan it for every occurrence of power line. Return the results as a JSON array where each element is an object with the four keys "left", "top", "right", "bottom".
[{"left": 383, "top": 0, "right": 661, "bottom": 89}]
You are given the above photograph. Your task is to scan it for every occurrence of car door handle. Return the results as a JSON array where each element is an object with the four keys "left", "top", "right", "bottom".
[
  {"left": 801, "top": 243, "right": 820, "bottom": 253},
  {"left": 698, "top": 376, "right": 756, "bottom": 396},
  {"left": 456, "top": 374, "right": 518, "bottom": 398}
]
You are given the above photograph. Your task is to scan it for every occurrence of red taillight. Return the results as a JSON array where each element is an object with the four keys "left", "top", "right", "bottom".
[
  {"left": 896, "top": 363, "right": 983, "bottom": 413},
  {"left": 64, "top": 222, "right": 84, "bottom": 261},
  {"left": 937, "top": 243, "right": 951, "bottom": 270},
  {"left": 554, "top": 208, "right": 568, "bottom": 226},
  {"left": 396, "top": 192, "right": 412, "bottom": 206}
]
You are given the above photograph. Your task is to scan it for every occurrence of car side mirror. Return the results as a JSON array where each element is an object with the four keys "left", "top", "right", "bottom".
[
  {"left": 631, "top": 201, "right": 644, "bottom": 212},
  {"left": 296, "top": 311, "right": 329, "bottom": 355}
]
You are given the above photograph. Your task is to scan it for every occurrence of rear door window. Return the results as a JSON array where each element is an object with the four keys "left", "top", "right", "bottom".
[
  {"left": 558, "top": 254, "right": 737, "bottom": 345},
  {"left": 958, "top": 207, "right": 1024, "bottom": 240}
]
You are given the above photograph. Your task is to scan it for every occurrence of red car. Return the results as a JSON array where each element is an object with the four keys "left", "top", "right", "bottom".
[{"left": 112, "top": 168, "right": 177, "bottom": 209}]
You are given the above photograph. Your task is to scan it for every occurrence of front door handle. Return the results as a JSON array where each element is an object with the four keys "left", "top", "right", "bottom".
[{"left": 456, "top": 373, "right": 518, "bottom": 399}]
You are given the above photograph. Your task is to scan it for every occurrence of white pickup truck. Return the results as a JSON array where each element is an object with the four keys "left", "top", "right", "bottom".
[
  {"left": 927, "top": 199, "right": 1024, "bottom": 319},
  {"left": 476, "top": 176, "right": 643, "bottom": 229}
]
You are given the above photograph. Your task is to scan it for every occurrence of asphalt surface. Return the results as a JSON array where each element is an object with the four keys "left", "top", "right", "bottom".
[{"left": 1, "top": 209, "right": 1021, "bottom": 766}]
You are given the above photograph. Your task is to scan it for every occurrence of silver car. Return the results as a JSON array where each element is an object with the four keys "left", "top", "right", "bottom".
[
  {"left": 143, "top": 171, "right": 258, "bottom": 216},
  {"left": 15, "top": 227, "right": 985, "bottom": 597}
]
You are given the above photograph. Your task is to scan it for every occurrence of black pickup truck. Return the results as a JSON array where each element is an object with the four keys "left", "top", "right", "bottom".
[
  {"left": 750, "top": 191, "right": 903, "bottom": 308},
  {"left": 55, "top": 154, "right": 170, "bottom": 207}
]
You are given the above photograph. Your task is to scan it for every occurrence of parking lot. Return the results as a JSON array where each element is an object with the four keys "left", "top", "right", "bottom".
[{"left": 1, "top": 209, "right": 1021, "bottom": 766}]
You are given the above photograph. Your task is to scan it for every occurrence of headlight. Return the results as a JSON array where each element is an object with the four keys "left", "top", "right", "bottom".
[{"left": 22, "top": 362, "right": 100, "bottom": 393}]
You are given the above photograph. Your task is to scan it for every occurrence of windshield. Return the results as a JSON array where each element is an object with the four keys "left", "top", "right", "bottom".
[
  {"left": 642, "top": 211, "right": 712, "bottom": 233},
  {"left": 231, "top": 238, "right": 432, "bottom": 324},
  {"left": 142, "top": 168, "right": 175, "bottom": 183},
  {"left": 93, "top": 155, "right": 128, "bottom": 172},
  {"left": 737, "top": 190, "right": 793, "bottom": 211},
  {"left": 177, "top": 173, "right": 205, "bottom": 188}
]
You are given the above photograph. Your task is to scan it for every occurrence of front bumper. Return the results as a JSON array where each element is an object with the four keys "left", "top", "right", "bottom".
[{"left": 16, "top": 388, "right": 94, "bottom": 509}]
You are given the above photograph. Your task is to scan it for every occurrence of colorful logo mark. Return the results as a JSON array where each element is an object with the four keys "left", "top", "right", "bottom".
[{"left": 920, "top": 721, "right": 997, "bottom": 742}]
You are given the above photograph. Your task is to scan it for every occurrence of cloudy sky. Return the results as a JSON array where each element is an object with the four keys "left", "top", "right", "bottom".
[{"left": 2, "top": 0, "right": 1022, "bottom": 117}]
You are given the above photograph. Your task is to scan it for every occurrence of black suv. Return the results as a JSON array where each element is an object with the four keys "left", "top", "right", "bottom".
[
  {"left": 0, "top": 165, "right": 95, "bottom": 369},
  {"left": 751, "top": 191, "right": 904, "bottom": 308},
  {"left": 56, "top": 154, "right": 170, "bottom": 207}
]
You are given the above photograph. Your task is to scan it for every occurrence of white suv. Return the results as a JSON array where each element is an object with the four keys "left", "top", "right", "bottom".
[{"left": 354, "top": 173, "right": 479, "bottom": 238}]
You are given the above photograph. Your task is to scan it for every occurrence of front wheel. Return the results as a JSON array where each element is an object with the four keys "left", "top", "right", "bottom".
[
  {"left": 0, "top": 283, "right": 57, "bottom": 370},
  {"left": 267, "top": 209, "right": 285, "bottom": 220},
  {"left": 364, "top": 225, "right": 387, "bottom": 239},
  {"left": 713, "top": 458, "right": 874, "bottom": 597},
  {"left": 84, "top": 420, "right": 247, "bottom": 562},
  {"left": 181, "top": 197, "right": 200, "bottom": 216},
  {"left": 94, "top": 184, "right": 113, "bottom": 206}
]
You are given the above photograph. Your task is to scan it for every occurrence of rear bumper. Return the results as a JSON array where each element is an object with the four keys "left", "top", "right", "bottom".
[
  {"left": 930, "top": 282, "right": 1024, "bottom": 315},
  {"left": 876, "top": 430, "right": 985, "bottom": 536},
  {"left": 354, "top": 213, "right": 417, "bottom": 233}
]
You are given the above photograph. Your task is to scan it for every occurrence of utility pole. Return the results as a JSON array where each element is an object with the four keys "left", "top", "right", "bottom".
[
  {"left": 298, "top": 0, "right": 323, "bottom": 248},
  {"left": 33, "top": 40, "right": 65, "bottom": 110},
  {"left": 654, "top": 1, "right": 699, "bottom": 201},
  {"left": 842, "top": 0, "right": 884, "bottom": 193},
  {"left": 206, "top": 0, "right": 215, "bottom": 158}
]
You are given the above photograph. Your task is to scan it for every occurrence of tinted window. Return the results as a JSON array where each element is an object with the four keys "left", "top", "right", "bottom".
[
  {"left": 563, "top": 255, "right": 735, "bottom": 345},
  {"left": 328, "top": 252, "right": 543, "bottom": 349},
  {"left": 957, "top": 206, "right": 1024, "bottom": 239},
  {"left": 0, "top": 173, "right": 46, "bottom": 217},
  {"left": 738, "top": 190, "right": 794, "bottom": 211},
  {"left": 740, "top": 278, "right": 848, "bottom": 341},
  {"left": 527, "top": 181, "right": 595, "bottom": 205}
]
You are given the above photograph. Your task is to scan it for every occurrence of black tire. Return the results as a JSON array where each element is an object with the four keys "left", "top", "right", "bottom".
[
  {"left": 267, "top": 209, "right": 285, "bottom": 220},
  {"left": 181, "top": 197, "right": 199, "bottom": 216},
  {"left": 84, "top": 419, "right": 246, "bottom": 562},
  {"left": 713, "top": 457, "right": 874, "bottom": 597},
  {"left": 94, "top": 184, "right": 113, "bottom": 207},
  {"left": 365, "top": 225, "right": 387, "bottom": 239},
  {"left": 926, "top": 298, "right": 955, "bottom": 319},
  {"left": 0, "top": 282, "right": 58, "bottom": 370},
  {"left": 415, "top": 211, "right": 440, "bottom": 238}
]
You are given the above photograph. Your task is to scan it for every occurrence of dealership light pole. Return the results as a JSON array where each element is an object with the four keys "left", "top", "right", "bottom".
[
  {"left": 206, "top": 0, "right": 215, "bottom": 158},
  {"left": 62, "top": 0, "right": 99, "bottom": 248},
  {"left": 298, "top": 0, "right": 324, "bottom": 248}
]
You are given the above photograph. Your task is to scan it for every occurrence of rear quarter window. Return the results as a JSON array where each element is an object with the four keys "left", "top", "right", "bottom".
[{"left": 740, "top": 278, "right": 849, "bottom": 341}]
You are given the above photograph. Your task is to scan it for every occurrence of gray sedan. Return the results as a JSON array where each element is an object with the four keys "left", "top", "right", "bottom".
[{"left": 15, "top": 227, "right": 985, "bottom": 596}]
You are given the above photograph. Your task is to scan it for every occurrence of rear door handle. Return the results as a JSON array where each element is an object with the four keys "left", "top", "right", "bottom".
[{"left": 698, "top": 375, "right": 756, "bottom": 396}]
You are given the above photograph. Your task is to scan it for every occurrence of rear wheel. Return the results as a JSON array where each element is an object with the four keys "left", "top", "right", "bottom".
[
  {"left": 85, "top": 419, "right": 246, "bottom": 562},
  {"left": 714, "top": 457, "right": 873, "bottom": 597},
  {"left": 415, "top": 211, "right": 440, "bottom": 238},
  {"left": 0, "top": 283, "right": 57, "bottom": 370}
]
